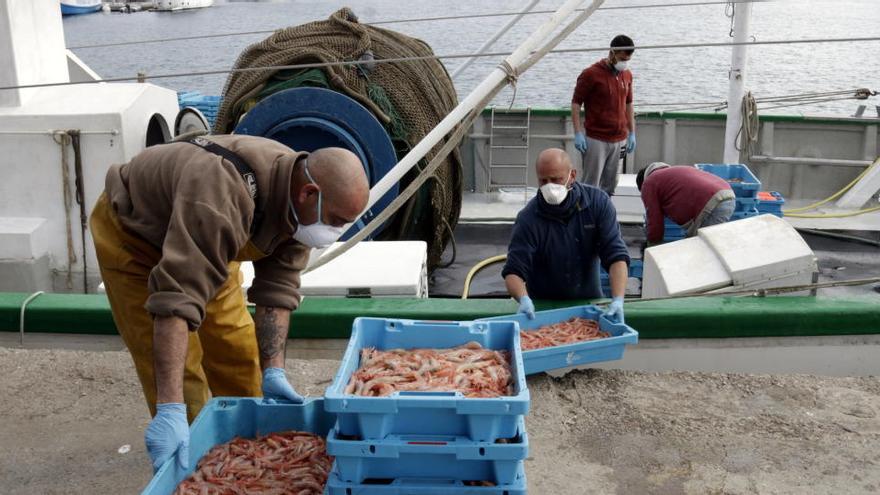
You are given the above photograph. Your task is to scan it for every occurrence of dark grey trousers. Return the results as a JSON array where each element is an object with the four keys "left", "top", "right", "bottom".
[{"left": 582, "top": 136, "right": 626, "bottom": 195}]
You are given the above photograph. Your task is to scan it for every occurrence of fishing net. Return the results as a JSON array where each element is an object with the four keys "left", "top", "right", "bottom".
[{"left": 214, "top": 7, "right": 462, "bottom": 270}]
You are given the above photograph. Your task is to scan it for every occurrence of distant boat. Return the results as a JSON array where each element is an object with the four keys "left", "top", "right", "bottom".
[
  {"left": 60, "top": 0, "right": 103, "bottom": 15},
  {"left": 154, "top": 0, "right": 213, "bottom": 11}
]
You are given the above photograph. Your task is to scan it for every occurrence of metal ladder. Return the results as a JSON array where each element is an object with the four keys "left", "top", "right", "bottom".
[{"left": 487, "top": 106, "right": 531, "bottom": 195}]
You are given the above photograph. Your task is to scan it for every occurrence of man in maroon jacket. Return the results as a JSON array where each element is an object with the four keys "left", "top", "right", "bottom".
[
  {"left": 637, "top": 162, "right": 736, "bottom": 245},
  {"left": 571, "top": 34, "right": 636, "bottom": 196}
]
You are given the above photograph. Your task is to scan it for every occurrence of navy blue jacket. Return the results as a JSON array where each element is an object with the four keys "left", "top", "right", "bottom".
[{"left": 502, "top": 182, "right": 630, "bottom": 299}]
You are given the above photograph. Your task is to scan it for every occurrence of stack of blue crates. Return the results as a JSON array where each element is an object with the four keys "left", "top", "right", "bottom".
[
  {"left": 323, "top": 318, "right": 530, "bottom": 494},
  {"left": 658, "top": 163, "right": 763, "bottom": 242},
  {"left": 177, "top": 91, "right": 221, "bottom": 128}
]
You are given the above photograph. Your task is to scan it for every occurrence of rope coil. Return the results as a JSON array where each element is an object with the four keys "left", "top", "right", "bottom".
[{"left": 498, "top": 60, "right": 520, "bottom": 109}]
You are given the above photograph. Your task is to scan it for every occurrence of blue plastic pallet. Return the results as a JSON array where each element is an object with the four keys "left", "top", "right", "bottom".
[
  {"left": 327, "top": 418, "right": 527, "bottom": 485},
  {"left": 324, "top": 462, "right": 527, "bottom": 495},
  {"left": 734, "top": 196, "right": 760, "bottom": 211},
  {"left": 479, "top": 305, "right": 638, "bottom": 376},
  {"left": 324, "top": 318, "right": 529, "bottom": 442},
  {"left": 696, "top": 163, "right": 761, "bottom": 198},
  {"left": 731, "top": 207, "right": 759, "bottom": 220},
  {"left": 142, "top": 397, "right": 336, "bottom": 495}
]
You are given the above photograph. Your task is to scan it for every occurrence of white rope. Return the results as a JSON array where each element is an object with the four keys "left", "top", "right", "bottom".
[{"left": 19, "top": 291, "right": 44, "bottom": 346}]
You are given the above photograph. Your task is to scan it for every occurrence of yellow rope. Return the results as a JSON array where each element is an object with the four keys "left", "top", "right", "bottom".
[{"left": 784, "top": 205, "right": 880, "bottom": 218}]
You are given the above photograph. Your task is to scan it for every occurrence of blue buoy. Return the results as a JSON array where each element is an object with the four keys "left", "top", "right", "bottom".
[{"left": 235, "top": 87, "right": 399, "bottom": 239}]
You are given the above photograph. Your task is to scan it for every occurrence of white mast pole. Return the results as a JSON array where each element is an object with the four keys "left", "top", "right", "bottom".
[{"left": 722, "top": 2, "right": 753, "bottom": 164}]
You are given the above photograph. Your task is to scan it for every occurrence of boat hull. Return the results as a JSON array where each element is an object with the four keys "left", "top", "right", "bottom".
[
  {"left": 154, "top": 0, "right": 212, "bottom": 11},
  {"left": 60, "top": 1, "right": 102, "bottom": 15}
]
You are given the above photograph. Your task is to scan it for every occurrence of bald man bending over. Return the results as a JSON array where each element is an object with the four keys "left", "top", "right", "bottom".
[
  {"left": 502, "top": 148, "right": 630, "bottom": 320},
  {"left": 90, "top": 135, "right": 369, "bottom": 472}
]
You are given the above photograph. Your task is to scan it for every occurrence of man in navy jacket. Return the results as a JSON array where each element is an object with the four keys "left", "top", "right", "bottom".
[{"left": 502, "top": 149, "right": 630, "bottom": 321}]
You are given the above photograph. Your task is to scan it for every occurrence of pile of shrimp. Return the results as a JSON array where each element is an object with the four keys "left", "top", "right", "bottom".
[
  {"left": 344, "top": 341, "right": 513, "bottom": 398},
  {"left": 520, "top": 317, "right": 610, "bottom": 351},
  {"left": 173, "top": 431, "right": 332, "bottom": 495}
]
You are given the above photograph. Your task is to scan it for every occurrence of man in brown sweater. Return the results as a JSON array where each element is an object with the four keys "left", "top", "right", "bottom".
[{"left": 90, "top": 135, "right": 369, "bottom": 472}]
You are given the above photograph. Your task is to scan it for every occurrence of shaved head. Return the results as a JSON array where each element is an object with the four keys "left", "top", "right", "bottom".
[
  {"left": 291, "top": 147, "right": 369, "bottom": 227},
  {"left": 535, "top": 148, "right": 576, "bottom": 186}
]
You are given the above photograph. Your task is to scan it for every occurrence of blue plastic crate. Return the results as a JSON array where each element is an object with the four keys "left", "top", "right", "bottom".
[
  {"left": 324, "top": 318, "right": 529, "bottom": 442},
  {"left": 479, "top": 305, "right": 638, "bottom": 376},
  {"left": 142, "top": 397, "right": 336, "bottom": 495},
  {"left": 327, "top": 417, "right": 526, "bottom": 485},
  {"left": 599, "top": 260, "right": 644, "bottom": 297},
  {"left": 325, "top": 462, "right": 527, "bottom": 495},
  {"left": 757, "top": 191, "right": 785, "bottom": 217},
  {"left": 599, "top": 259, "right": 644, "bottom": 282},
  {"left": 695, "top": 163, "right": 761, "bottom": 198},
  {"left": 663, "top": 219, "right": 686, "bottom": 241}
]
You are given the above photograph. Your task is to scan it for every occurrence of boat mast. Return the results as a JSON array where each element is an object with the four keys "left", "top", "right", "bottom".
[{"left": 722, "top": 1, "right": 753, "bottom": 164}]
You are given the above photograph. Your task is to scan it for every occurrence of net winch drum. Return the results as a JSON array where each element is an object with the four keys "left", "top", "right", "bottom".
[{"left": 234, "top": 87, "right": 399, "bottom": 239}]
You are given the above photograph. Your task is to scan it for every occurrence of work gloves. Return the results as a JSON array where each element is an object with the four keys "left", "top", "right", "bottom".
[
  {"left": 262, "top": 367, "right": 305, "bottom": 404},
  {"left": 574, "top": 131, "right": 588, "bottom": 153},
  {"left": 626, "top": 132, "right": 637, "bottom": 154},
  {"left": 603, "top": 296, "right": 625, "bottom": 324},
  {"left": 517, "top": 295, "right": 536, "bottom": 320},
  {"left": 145, "top": 402, "right": 189, "bottom": 473}
]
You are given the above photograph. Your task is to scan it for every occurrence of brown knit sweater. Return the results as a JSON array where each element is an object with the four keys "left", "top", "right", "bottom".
[{"left": 104, "top": 135, "right": 310, "bottom": 329}]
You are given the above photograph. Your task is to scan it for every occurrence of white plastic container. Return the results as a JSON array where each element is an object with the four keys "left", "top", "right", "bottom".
[{"left": 642, "top": 215, "right": 817, "bottom": 298}]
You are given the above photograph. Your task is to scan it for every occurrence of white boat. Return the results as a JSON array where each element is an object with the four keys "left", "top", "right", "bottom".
[
  {"left": 154, "top": 0, "right": 212, "bottom": 11},
  {"left": 59, "top": 0, "right": 102, "bottom": 15}
]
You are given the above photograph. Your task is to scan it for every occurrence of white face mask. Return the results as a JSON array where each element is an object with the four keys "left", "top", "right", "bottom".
[
  {"left": 539, "top": 176, "right": 571, "bottom": 205},
  {"left": 289, "top": 159, "right": 346, "bottom": 249},
  {"left": 614, "top": 60, "right": 629, "bottom": 72}
]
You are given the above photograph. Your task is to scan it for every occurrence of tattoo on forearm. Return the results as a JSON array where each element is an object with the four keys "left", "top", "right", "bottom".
[{"left": 256, "top": 307, "right": 286, "bottom": 362}]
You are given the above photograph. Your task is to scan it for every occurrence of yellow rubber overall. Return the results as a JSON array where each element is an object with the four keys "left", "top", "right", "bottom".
[{"left": 90, "top": 193, "right": 263, "bottom": 422}]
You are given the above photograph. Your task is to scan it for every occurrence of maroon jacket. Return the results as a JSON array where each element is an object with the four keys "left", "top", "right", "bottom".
[
  {"left": 571, "top": 59, "right": 633, "bottom": 142},
  {"left": 642, "top": 166, "right": 733, "bottom": 243}
]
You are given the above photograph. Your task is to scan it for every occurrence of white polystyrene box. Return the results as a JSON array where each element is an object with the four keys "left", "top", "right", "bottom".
[
  {"left": 698, "top": 215, "right": 816, "bottom": 286},
  {"left": 612, "top": 174, "right": 646, "bottom": 222},
  {"left": 241, "top": 241, "right": 428, "bottom": 299},
  {"left": 0, "top": 217, "right": 49, "bottom": 259},
  {"left": 614, "top": 173, "right": 640, "bottom": 197},
  {"left": 642, "top": 237, "right": 732, "bottom": 298}
]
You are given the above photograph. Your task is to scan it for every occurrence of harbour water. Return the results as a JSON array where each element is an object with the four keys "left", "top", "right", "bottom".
[{"left": 62, "top": 0, "right": 880, "bottom": 116}]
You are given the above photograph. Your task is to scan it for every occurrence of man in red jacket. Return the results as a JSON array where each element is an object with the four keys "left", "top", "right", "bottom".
[
  {"left": 571, "top": 34, "right": 636, "bottom": 196},
  {"left": 637, "top": 162, "right": 736, "bottom": 245}
]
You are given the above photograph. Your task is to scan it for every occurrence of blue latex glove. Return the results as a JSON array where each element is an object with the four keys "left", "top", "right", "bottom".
[
  {"left": 145, "top": 402, "right": 189, "bottom": 473},
  {"left": 626, "top": 132, "right": 636, "bottom": 154},
  {"left": 603, "top": 296, "right": 625, "bottom": 324},
  {"left": 262, "top": 367, "right": 305, "bottom": 404},
  {"left": 574, "top": 131, "right": 588, "bottom": 153},
  {"left": 517, "top": 295, "right": 536, "bottom": 320}
]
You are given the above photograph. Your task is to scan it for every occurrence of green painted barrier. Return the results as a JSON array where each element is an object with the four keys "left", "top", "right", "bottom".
[{"left": 1, "top": 292, "right": 878, "bottom": 340}]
